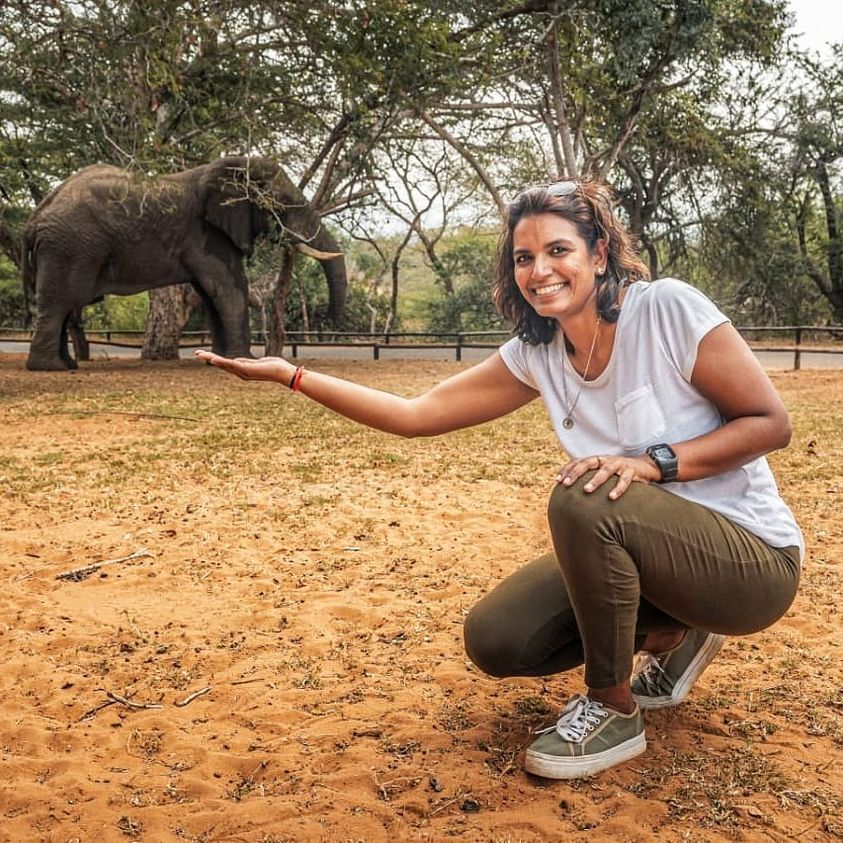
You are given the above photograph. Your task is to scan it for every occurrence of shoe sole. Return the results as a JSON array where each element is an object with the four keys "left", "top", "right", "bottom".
[
  {"left": 633, "top": 634, "right": 726, "bottom": 710},
  {"left": 524, "top": 732, "right": 646, "bottom": 779}
]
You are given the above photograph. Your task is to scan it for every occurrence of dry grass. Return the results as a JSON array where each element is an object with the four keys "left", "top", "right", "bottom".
[{"left": 0, "top": 355, "right": 840, "bottom": 842}]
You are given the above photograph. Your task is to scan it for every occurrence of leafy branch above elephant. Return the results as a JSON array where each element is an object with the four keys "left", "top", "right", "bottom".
[{"left": 22, "top": 156, "right": 347, "bottom": 370}]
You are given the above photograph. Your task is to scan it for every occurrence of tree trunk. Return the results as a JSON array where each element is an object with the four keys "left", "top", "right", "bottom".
[
  {"left": 141, "top": 284, "right": 195, "bottom": 360},
  {"left": 265, "top": 247, "right": 296, "bottom": 357},
  {"left": 545, "top": 4, "right": 578, "bottom": 178},
  {"left": 297, "top": 275, "right": 311, "bottom": 339}
]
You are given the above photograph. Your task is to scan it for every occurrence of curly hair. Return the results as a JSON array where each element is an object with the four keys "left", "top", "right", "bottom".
[{"left": 493, "top": 180, "right": 651, "bottom": 344}]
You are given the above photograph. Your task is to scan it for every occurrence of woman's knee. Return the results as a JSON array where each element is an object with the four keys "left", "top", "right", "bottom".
[
  {"left": 547, "top": 472, "right": 652, "bottom": 537},
  {"left": 463, "top": 602, "right": 519, "bottom": 679},
  {"left": 547, "top": 472, "right": 614, "bottom": 539}
]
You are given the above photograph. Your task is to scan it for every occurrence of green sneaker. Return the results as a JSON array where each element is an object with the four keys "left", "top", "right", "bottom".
[
  {"left": 524, "top": 694, "right": 646, "bottom": 779},
  {"left": 631, "top": 629, "right": 725, "bottom": 709}
]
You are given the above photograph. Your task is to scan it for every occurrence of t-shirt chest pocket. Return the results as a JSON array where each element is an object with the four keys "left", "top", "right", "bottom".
[{"left": 614, "top": 383, "right": 667, "bottom": 451}]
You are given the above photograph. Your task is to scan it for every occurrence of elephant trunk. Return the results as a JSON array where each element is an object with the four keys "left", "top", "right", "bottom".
[
  {"left": 269, "top": 169, "right": 348, "bottom": 327},
  {"left": 308, "top": 225, "right": 347, "bottom": 325}
]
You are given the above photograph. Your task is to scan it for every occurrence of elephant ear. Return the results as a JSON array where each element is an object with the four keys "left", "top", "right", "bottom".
[{"left": 201, "top": 159, "right": 264, "bottom": 254}]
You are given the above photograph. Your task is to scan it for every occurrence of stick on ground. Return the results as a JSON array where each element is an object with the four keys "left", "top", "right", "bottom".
[{"left": 56, "top": 549, "right": 153, "bottom": 582}]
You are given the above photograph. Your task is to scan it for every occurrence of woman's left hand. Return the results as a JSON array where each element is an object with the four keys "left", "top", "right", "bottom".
[{"left": 556, "top": 454, "right": 662, "bottom": 500}]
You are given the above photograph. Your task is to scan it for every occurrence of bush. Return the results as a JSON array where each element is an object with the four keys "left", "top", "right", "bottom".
[
  {"left": 83, "top": 293, "right": 149, "bottom": 331},
  {"left": 284, "top": 259, "right": 395, "bottom": 334},
  {"left": 0, "top": 276, "right": 26, "bottom": 327},
  {"left": 424, "top": 233, "right": 507, "bottom": 334},
  {"left": 425, "top": 275, "right": 507, "bottom": 334}
]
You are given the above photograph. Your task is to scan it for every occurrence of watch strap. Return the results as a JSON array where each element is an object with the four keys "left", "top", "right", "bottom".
[{"left": 646, "top": 443, "right": 678, "bottom": 483}]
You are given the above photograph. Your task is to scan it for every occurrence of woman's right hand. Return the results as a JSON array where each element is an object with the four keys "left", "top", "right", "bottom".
[{"left": 194, "top": 350, "right": 294, "bottom": 384}]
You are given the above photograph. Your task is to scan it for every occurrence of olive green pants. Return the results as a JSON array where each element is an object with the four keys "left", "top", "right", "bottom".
[{"left": 464, "top": 474, "right": 800, "bottom": 689}]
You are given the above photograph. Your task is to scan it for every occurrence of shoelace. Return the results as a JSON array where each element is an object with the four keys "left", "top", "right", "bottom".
[
  {"left": 634, "top": 652, "right": 667, "bottom": 693},
  {"left": 535, "top": 694, "right": 609, "bottom": 744}
]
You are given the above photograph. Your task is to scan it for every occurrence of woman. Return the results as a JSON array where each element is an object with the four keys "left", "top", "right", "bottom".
[{"left": 196, "top": 180, "right": 803, "bottom": 780}]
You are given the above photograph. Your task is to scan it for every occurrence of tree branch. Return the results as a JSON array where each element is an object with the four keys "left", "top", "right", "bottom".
[
  {"left": 545, "top": 4, "right": 577, "bottom": 178},
  {"left": 412, "top": 108, "right": 505, "bottom": 216}
]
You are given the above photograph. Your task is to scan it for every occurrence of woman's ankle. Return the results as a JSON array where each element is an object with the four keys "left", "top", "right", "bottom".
[
  {"left": 589, "top": 685, "right": 636, "bottom": 715},
  {"left": 641, "top": 629, "right": 686, "bottom": 655}
]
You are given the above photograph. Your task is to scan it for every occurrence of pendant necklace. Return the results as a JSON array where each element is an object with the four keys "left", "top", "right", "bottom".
[{"left": 561, "top": 315, "right": 601, "bottom": 430}]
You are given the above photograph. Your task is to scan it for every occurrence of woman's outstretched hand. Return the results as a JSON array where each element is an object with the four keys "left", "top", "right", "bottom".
[
  {"left": 556, "top": 454, "right": 662, "bottom": 500},
  {"left": 194, "top": 350, "right": 294, "bottom": 384}
]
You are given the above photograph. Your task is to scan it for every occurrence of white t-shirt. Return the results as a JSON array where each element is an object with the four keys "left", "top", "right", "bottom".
[{"left": 499, "top": 278, "right": 804, "bottom": 558}]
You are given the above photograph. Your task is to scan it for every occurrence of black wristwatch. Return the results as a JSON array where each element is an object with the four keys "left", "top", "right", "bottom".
[{"left": 645, "top": 443, "right": 678, "bottom": 483}]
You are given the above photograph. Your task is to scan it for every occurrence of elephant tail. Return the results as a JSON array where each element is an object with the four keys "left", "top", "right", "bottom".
[{"left": 21, "top": 222, "right": 37, "bottom": 327}]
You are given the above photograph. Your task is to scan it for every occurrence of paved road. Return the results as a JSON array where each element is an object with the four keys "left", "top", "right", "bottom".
[{"left": 1, "top": 339, "right": 841, "bottom": 370}]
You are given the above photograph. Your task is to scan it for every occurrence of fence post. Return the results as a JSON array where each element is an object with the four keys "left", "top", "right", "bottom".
[
  {"left": 794, "top": 327, "right": 802, "bottom": 371},
  {"left": 456, "top": 333, "right": 463, "bottom": 362},
  {"left": 374, "top": 344, "right": 380, "bottom": 360}
]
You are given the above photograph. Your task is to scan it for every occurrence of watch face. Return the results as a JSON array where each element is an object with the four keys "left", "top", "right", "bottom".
[{"left": 653, "top": 446, "right": 672, "bottom": 459}]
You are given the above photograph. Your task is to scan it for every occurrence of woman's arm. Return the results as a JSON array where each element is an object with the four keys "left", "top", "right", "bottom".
[
  {"left": 670, "top": 321, "right": 792, "bottom": 479},
  {"left": 557, "top": 322, "right": 792, "bottom": 496},
  {"left": 195, "top": 349, "right": 539, "bottom": 438}
]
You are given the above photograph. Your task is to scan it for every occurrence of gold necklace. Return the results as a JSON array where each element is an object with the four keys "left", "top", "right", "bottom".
[{"left": 561, "top": 315, "right": 601, "bottom": 430}]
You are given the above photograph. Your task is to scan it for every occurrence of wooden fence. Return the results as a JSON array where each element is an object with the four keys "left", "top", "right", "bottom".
[{"left": 2, "top": 325, "right": 842, "bottom": 369}]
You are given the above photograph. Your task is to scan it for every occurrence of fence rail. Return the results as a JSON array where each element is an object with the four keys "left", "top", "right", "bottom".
[{"left": 2, "top": 325, "right": 843, "bottom": 369}]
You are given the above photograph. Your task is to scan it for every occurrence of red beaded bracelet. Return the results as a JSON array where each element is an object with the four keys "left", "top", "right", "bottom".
[{"left": 289, "top": 366, "right": 305, "bottom": 393}]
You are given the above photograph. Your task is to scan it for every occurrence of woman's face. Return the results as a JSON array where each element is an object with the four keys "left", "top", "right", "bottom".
[{"left": 512, "top": 213, "right": 606, "bottom": 325}]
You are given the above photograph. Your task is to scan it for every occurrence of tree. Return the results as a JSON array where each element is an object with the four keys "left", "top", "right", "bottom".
[
  {"left": 2, "top": 0, "right": 835, "bottom": 343},
  {"left": 415, "top": 0, "right": 791, "bottom": 276},
  {"left": 425, "top": 231, "right": 506, "bottom": 333},
  {"left": 787, "top": 47, "right": 843, "bottom": 320},
  {"left": 678, "top": 45, "right": 841, "bottom": 325}
]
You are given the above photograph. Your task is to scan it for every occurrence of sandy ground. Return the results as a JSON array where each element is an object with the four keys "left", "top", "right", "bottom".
[{"left": 0, "top": 352, "right": 840, "bottom": 842}]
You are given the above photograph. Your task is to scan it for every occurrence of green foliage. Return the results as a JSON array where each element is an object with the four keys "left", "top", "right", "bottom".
[
  {"left": 285, "top": 258, "right": 394, "bottom": 334},
  {"left": 0, "top": 276, "right": 26, "bottom": 327},
  {"left": 425, "top": 276, "right": 506, "bottom": 335},
  {"left": 424, "top": 233, "right": 507, "bottom": 334},
  {"left": 0, "top": 0, "right": 836, "bottom": 334},
  {"left": 287, "top": 278, "right": 394, "bottom": 335},
  {"left": 0, "top": 253, "right": 18, "bottom": 286},
  {"left": 245, "top": 234, "right": 394, "bottom": 335},
  {"left": 83, "top": 294, "right": 150, "bottom": 332}
]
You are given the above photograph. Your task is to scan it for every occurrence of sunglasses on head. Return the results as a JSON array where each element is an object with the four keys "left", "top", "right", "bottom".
[
  {"left": 513, "top": 180, "right": 581, "bottom": 202},
  {"left": 545, "top": 180, "right": 580, "bottom": 197}
]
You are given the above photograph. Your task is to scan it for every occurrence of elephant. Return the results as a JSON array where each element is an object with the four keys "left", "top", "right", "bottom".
[{"left": 22, "top": 156, "right": 347, "bottom": 370}]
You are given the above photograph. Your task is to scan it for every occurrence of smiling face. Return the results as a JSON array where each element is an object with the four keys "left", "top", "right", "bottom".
[{"left": 512, "top": 213, "right": 607, "bottom": 326}]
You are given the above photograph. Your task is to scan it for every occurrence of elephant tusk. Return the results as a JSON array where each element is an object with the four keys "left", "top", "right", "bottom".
[{"left": 295, "top": 243, "right": 343, "bottom": 260}]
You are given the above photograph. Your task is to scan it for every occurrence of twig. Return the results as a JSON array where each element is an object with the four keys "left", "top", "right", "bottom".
[
  {"left": 78, "top": 688, "right": 163, "bottom": 720},
  {"left": 56, "top": 549, "right": 152, "bottom": 582},
  {"left": 174, "top": 686, "right": 212, "bottom": 707},
  {"left": 78, "top": 699, "right": 119, "bottom": 721},
  {"left": 105, "top": 690, "right": 164, "bottom": 711},
  {"left": 429, "top": 788, "right": 468, "bottom": 816},
  {"left": 46, "top": 410, "right": 198, "bottom": 422},
  {"left": 230, "top": 677, "right": 266, "bottom": 686},
  {"left": 795, "top": 817, "right": 824, "bottom": 838}
]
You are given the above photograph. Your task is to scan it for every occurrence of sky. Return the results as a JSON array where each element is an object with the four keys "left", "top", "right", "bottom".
[{"left": 787, "top": 0, "right": 841, "bottom": 55}]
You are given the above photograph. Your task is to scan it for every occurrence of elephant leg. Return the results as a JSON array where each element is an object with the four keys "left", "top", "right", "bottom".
[
  {"left": 27, "top": 309, "right": 75, "bottom": 371},
  {"left": 67, "top": 308, "right": 89, "bottom": 362},
  {"left": 59, "top": 317, "right": 79, "bottom": 369},
  {"left": 27, "top": 259, "right": 97, "bottom": 371},
  {"left": 190, "top": 283, "right": 226, "bottom": 355},
  {"left": 194, "top": 270, "right": 254, "bottom": 359}
]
